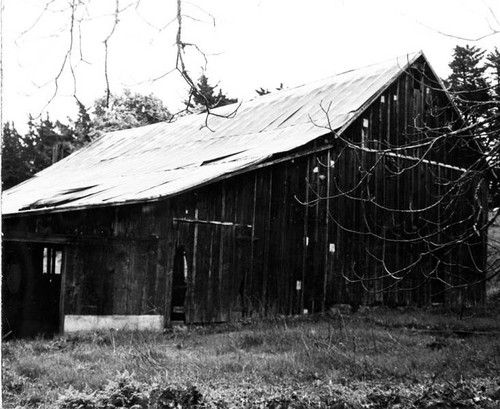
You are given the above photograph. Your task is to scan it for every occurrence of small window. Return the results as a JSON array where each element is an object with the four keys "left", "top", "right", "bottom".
[{"left": 43, "top": 247, "right": 63, "bottom": 275}]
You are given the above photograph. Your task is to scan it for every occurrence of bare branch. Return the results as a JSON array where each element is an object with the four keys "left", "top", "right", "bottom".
[{"left": 103, "top": 0, "right": 121, "bottom": 108}]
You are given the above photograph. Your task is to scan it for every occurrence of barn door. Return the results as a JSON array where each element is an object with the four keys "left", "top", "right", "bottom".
[{"left": 174, "top": 220, "right": 251, "bottom": 324}]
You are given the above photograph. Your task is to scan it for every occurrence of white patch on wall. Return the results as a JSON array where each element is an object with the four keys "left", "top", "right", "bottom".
[{"left": 64, "top": 315, "right": 164, "bottom": 332}]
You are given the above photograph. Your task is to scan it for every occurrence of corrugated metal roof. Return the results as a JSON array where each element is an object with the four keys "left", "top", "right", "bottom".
[{"left": 2, "top": 52, "right": 423, "bottom": 215}]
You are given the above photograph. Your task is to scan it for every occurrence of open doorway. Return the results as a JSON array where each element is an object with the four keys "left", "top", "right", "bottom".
[
  {"left": 2, "top": 242, "right": 63, "bottom": 338},
  {"left": 171, "top": 246, "right": 187, "bottom": 323}
]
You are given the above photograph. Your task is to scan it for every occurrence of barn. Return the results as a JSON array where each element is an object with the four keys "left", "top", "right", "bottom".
[{"left": 2, "top": 52, "right": 487, "bottom": 337}]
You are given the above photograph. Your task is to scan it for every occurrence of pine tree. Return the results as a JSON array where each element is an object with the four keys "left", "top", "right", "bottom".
[
  {"left": 1, "top": 122, "right": 32, "bottom": 189},
  {"left": 24, "top": 115, "right": 64, "bottom": 170},
  {"left": 72, "top": 100, "right": 95, "bottom": 147},
  {"left": 486, "top": 48, "right": 500, "bottom": 102},
  {"left": 186, "top": 74, "right": 237, "bottom": 112},
  {"left": 485, "top": 48, "right": 500, "bottom": 207},
  {"left": 446, "top": 45, "right": 490, "bottom": 124}
]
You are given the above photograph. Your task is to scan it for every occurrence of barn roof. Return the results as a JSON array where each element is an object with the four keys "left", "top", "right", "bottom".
[{"left": 3, "top": 52, "right": 427, "bottom": 216}]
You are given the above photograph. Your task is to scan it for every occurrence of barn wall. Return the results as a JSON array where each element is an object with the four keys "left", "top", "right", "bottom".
[
  {"left": 2, "top": 59, "right": 487, "bottom": 333},
  {"left": 3, "top": 204, "right": 172, "bottom": 331}
]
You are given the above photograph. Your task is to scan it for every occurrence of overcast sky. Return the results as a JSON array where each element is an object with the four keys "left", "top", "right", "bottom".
[{"left": 2, "top": 0, "right": 500, "bottom": 131}]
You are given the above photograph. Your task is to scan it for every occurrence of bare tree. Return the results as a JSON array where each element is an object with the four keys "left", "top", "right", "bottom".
[{"left": 13, "top": 0, "right": 238, "bottom": 126}]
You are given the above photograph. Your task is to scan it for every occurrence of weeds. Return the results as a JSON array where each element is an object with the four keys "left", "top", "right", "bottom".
[{"left": 2, "top": 308, "right": 500, "bottom": 408}]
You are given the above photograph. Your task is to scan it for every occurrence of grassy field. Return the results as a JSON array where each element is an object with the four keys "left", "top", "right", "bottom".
[{"left": 2, "top": 305, "right": 500, "bottom": 409}]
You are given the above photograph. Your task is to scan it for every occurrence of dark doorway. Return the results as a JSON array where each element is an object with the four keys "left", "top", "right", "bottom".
[
  {"left": 171, "top": 246, "right": 187, "bottom": 323},
  {"left": 2, "top": 242, "right": 63, "bottom": 338}
]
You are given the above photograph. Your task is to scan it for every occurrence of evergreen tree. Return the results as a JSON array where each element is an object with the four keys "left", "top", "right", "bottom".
[
  {"left": 72, "top": 100, "right": 95, "bottom": 147},
  {"left": 1, "top": 123, "right": 32, "bottom": 189},
  {"left": 186, "top": 74, "right": 237, "bottom": 112},
  {"left": 24, "top": 115, "right": 67, "bottom": 170},
  {"left": 485, "top": 48, "right": 500, "bottom": 207},
  {"left": 446, "top": 45, "right": 490, "bottom": 124},
  {"left": 446, "top": 45, "right": 500, "bottom": 208},
  {"left": 486, "top": 48, "right": 500, "bottom": 102}
]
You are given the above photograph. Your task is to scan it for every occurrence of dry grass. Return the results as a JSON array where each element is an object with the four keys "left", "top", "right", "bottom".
[{"left": 2, "top": 307, "right": 500, "bottom": 408}]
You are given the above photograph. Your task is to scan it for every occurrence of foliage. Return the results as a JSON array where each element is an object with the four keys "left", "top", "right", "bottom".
[
  {"left": 25, "top": 115, "right": 74, "bottom": 170},
  {"left": 1, "top": 122, "right": 32, "bottom": 189},
  {"left": 486, "top": 48, "right": 500, "bottom": 103},
  {"left": 446, "top": 45, "right": 490, "bottom": 123},
  {"left": 255, "top": 83, "right": 284, "bottom": 96},
  {"left": 1, "top": 115, "right": 81, "bottom": 190},
  {"left": 1, "top": 113, "right": 88, "bottom": 190},
  {"left": 186, "top": 74, "right": 237, "bottom": 112},
  {"left": 56, "top": 372, "right": 206, "bottom": 409},
  {"left": 2, "top": 309, "right": 500, "bottom": 408},
  {"left": 1, "top": 90, "right": 172, "bottom": 190},
  {"left": 485, "top": 48, "right": 500, "bottom": 206},
  {"left": 92, "top": 89, "right": 172, "bottom": 134},
  {"left": 72, "top": 100, "right": 95, "bottom": 148},
  {"left": 446, "top": 45, "right": 500, "bottom": 207}
]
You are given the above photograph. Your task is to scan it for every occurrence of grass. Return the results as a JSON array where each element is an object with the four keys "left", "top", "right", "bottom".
[
  {"left": 487, "top": 209, "right": 500, "bottom": 301},
  {"left": 2, "top": 306, "right": 500, "bottom": 408}
]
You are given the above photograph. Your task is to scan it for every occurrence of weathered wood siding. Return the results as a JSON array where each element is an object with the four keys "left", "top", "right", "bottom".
[{"left": 3, "top": 61, "right": 486, "bottom": 329}]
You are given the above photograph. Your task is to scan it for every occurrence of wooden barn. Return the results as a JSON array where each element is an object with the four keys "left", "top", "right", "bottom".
[{"left": 2, "top": 52, "right": 487, "bottom": 337}]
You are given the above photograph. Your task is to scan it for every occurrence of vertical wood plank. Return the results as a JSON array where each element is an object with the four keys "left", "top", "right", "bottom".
[
  {"left": 262, "top": 170, "right": 273, "bottom": 313},
  {"left": 322, "top": 150, "right": 331, "bottom": 312},
  {"left": 300, "top": 156, "right": 310, "bottom": 313}
]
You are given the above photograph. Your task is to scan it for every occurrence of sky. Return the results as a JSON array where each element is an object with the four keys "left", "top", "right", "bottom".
[{"left": 1, "top": 0, "right": 500, "bottom": 132}]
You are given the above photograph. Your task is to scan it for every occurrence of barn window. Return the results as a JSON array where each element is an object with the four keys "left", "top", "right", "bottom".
[{"left": 42, "top": 247, "right": 63, "bottom": 275}]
